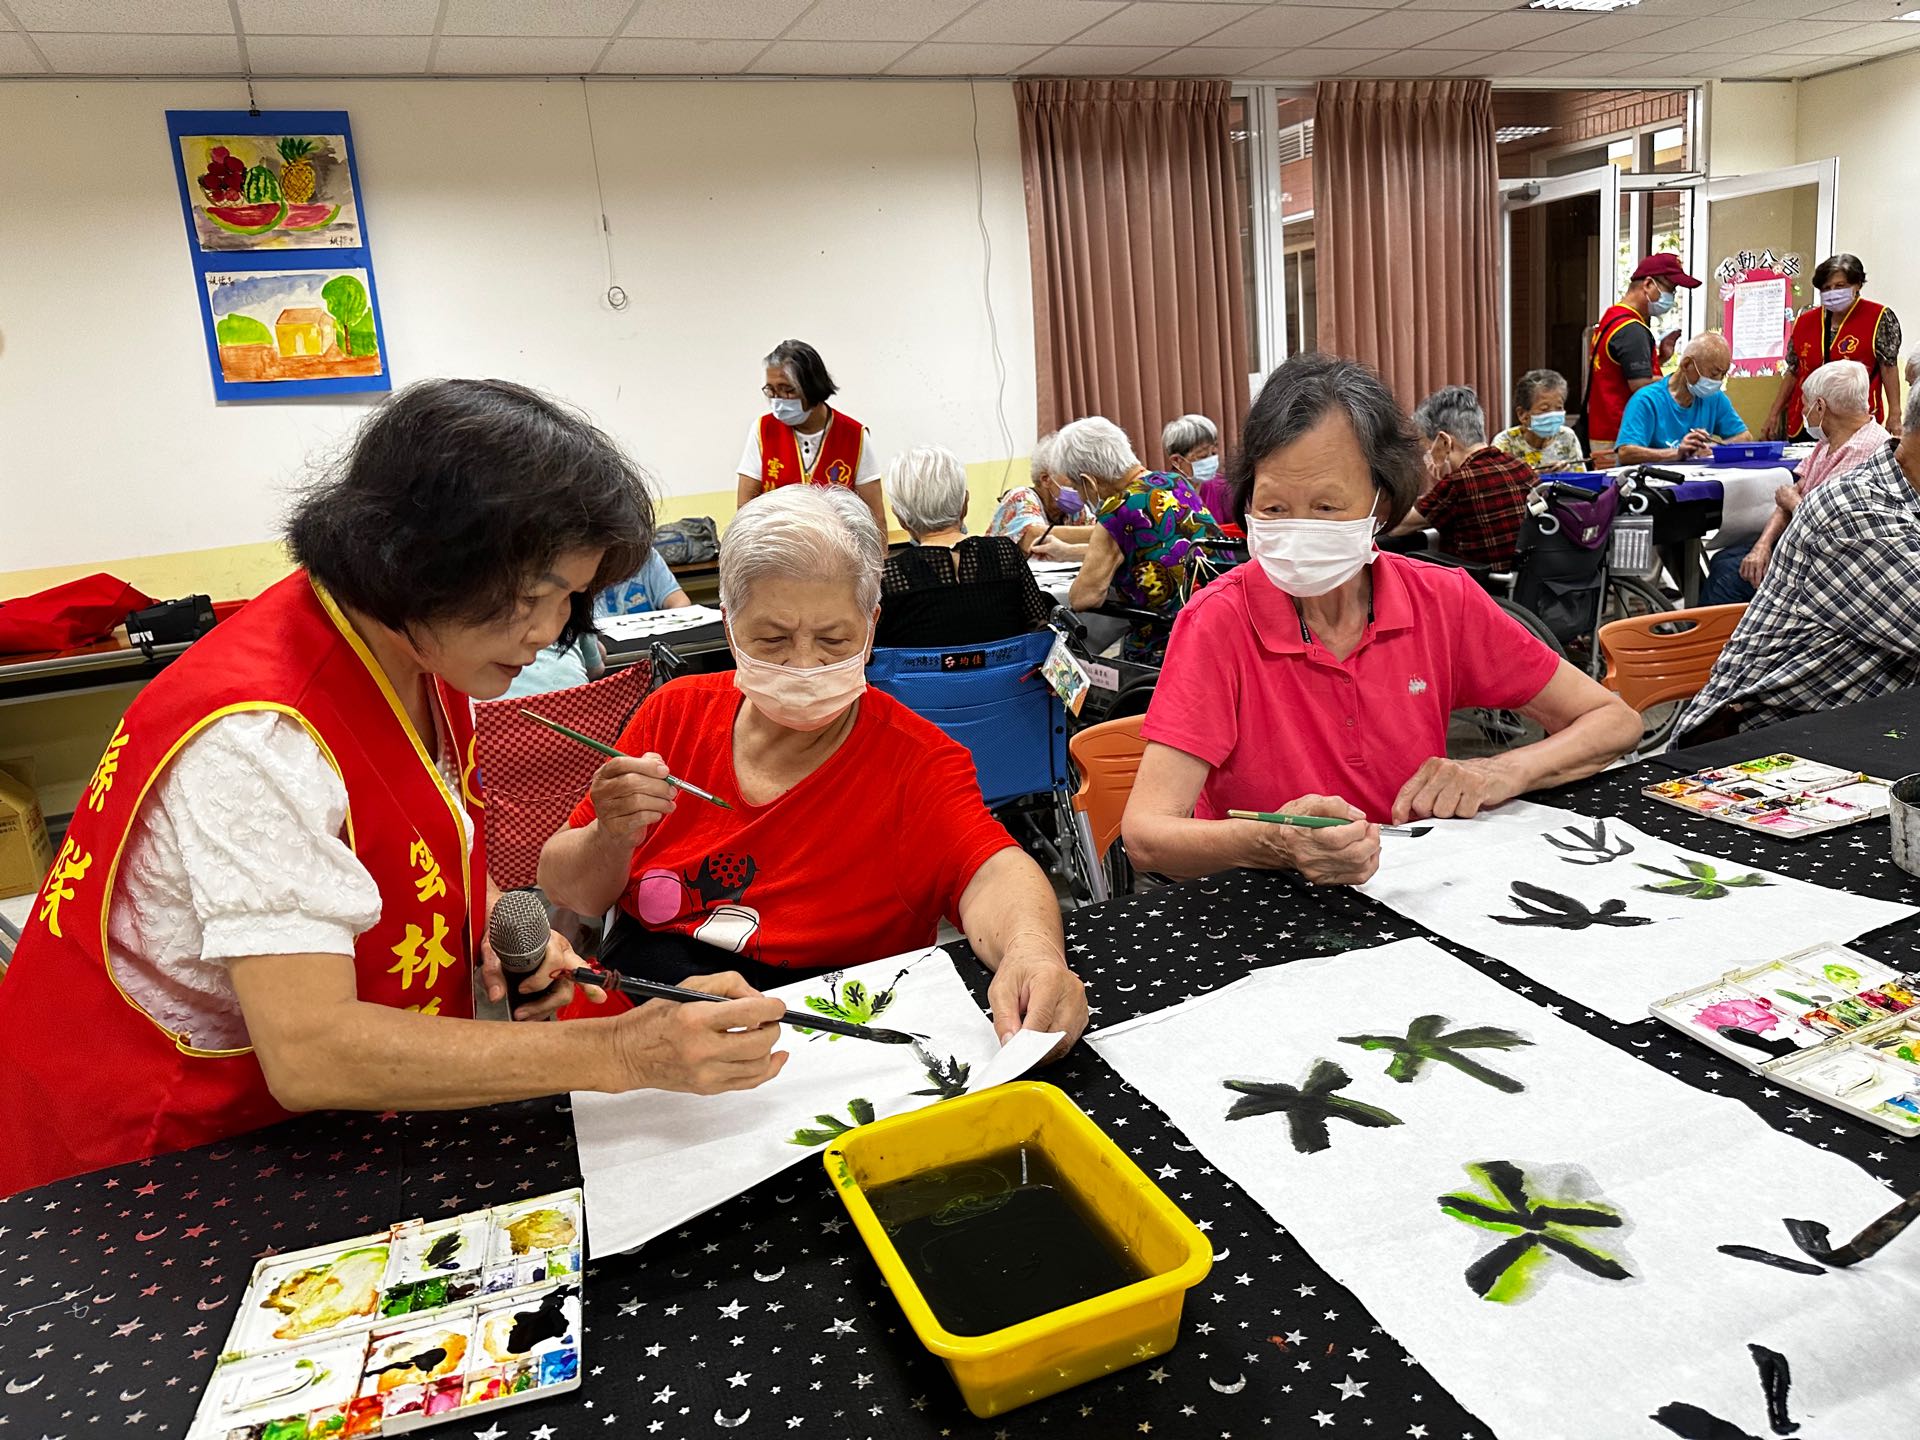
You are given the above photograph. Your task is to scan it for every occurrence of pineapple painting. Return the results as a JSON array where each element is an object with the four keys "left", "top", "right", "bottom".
[
  {"left": 179, "top": 129, "right": 360, "bottom": 252},
  {"left": 277, "top": 137, "right": 318, "bottom": 203}
]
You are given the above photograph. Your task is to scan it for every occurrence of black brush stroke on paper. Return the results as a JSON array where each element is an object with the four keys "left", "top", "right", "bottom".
[
  {"left": 1714, "top": 1244, "right": 1826, "bottom": 1277},
  {"left": 1652, "top": 1404, "right": 1763, "bottom": 1440},
  {"left": 1543, "top": 820, "right": 1635, "bottom": 865},
  {"left": 909, "top": 1042, "right": 971, "bottom": 1101},
  {"left": 1221, "top": 1058, "right": 1403, "bottom": 1154},
  {"left": 1436, "top": 1160, "right": 1631, "bottom": 1302},
  {"left": 1652, "top": 1344, "right": 1797, "bottom": 1439},
  {"left": 1338, "top": 1014, "right": 1534, "bottom": 1093},
  {"left": 1490, "top": 881, "right": 1655, "bottom": 930},
  {"left": 1714, "top": 1025, "right": 1800, "bottom": 1060},
  {"left": 1786, "top": 1188, "right": 1920, "bottom": 1266}
]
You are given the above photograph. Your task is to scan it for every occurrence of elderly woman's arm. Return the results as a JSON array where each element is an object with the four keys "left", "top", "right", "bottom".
[
  {"left": 538, "top": 752, "right": 680, "bottom": 917},
  {"left": 1390, "top": 660, "right": 1642, "bottom": 823},
  {"left": 1066, "top": 526, "right": 1125, "bottom": 610},
  {"left": 956, "top": 849, "right": 1087, "bottom": 1060}
]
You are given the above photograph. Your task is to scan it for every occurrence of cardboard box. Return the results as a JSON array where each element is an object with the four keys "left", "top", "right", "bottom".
[{"left": 0, "top": 763, "right": 54, "bottom": 900}]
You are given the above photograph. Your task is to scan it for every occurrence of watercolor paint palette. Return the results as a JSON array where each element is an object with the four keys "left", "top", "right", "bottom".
[
  {"left": 1642, "top": 753, "right": 1891, "bottom": 839},
  {"left": 189, "top": 1190, "right": 583, "bottom": 1438},
  {"left": 1652, "top": 944, "right": 1920, "bottom": 1135}
]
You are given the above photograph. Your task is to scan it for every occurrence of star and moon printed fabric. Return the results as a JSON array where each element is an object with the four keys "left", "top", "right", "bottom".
[{"left": 5, "top": 763, "right": 1920, "bottom": 1438}]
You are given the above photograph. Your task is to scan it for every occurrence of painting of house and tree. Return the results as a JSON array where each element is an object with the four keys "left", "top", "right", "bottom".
[{"left": 204, "top": 270, "right": 384, "bottom": 385}]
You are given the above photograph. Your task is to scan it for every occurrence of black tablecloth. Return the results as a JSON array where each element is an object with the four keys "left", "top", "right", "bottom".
[
  {"left": 7, "top": 743, "right": 1920, "bottom": 1439},
  {"left": 1651, "top": 684, "right": 1920, "bottom": 780}
]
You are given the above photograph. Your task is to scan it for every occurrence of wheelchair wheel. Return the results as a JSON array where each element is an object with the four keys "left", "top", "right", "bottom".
[
  {"left": 1105, "top": 675, "right": 1158, "bottom": 721},
  {"left": 1603, "top": 575, "right": 1674, "bottom": 625},
  {"left": 1450, "top": 599, "right": 1563, "bottom": 759}
]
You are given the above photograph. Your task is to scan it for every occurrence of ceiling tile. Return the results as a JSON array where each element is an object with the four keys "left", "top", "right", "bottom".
[
  {"left": 236, "top": 0, "right": 441, "bottom": 35},
  {"left": 0, "top": 32, "right": 47, "bottom": 69},
  {"left": 442, "top": 0, "right": 634, "bottom": 36},
  {"left": 884, "top": 40, "right": 1054, "bottom": 72},
  {"left": 1302, "top": 10, "right": 1492, "bottom": 46},
  {"left": 10, "top": 0, "right": 231, "bottom": 32},
  {"left": 1022, "top": 42, "right": 1175, "bottom": 71},
  {"left": 598, "top": 36, "right": 767, "bottom": 70},
  {"left": 33, "top": 31, "right": 242, "bottom": 69},
  {"left": 1771, "top": 23, "right": 1882, "bottom": 51},
  {"left": 1739, "top": 17, "right": 1863, "bottom": 46},
  {"left": 787, "top": 0, "right": 979, "bottom": 42},
  {"left": 1396, "top": 0, "right": 1533, "bottom": 9},
  {"left": 246, "top": 33, "right": 433, "bottom": 72},
  {"left": 1509, "top": 13, "right": 1691, "bottom": 46},
  {"left": 1068, "top": 2, "right": 1259, "bottom": 46},
  {"left": 1345, "top": 47, "right": 1495, "bottom": 75},
  {"left": 1442, "top": 49, "right": 1585, "bottom": 76},
  {"left": 1199, "top": 4, "right": 1388, "bottom": 46},
  {"left": 431, "top": 35, "right": 609, "bottom": 70},
  {"left": 1441, "top": 12, "right": 1619, "bottom": 50},
  {"left": 1833, "top": 19, "right": 1920, "bottom": 49},
  {"left": 1129, "top": 43, "right": 1295, "bottom": 73},
  {"left": 935, "top": 0, "right": 1126, "bottom": 45},
  {"left": 1239, "top": 47, "right": 1393, "bottom": 77},
  {"left": 624, "top": 0, "right": 811, "bottom": 38},
  {"left": 1813, "top": 0, "right": 1920, "bottom": 19},
  {"left": 746, "top": 38, "right": 918, "bottom": 71},
  {"left": 1722, "top": 0, "right": 1861, "bottom": 16},
  {"left": 1713, "top": 52, "right": 1812, "bottom": 75}
]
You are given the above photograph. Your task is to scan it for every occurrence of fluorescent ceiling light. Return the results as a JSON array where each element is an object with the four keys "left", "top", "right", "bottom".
[
  {"left": 1525, "top": 0, "right": 1642, "bottom": 11},
  {"left": 1496, "top": 126, "right": 1553, "bottom": 143},
  {"left": 1897, "top": 8, "right": 1920, "bottom": 18}
]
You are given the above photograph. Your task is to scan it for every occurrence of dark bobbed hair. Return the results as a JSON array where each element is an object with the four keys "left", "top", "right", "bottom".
[
  {"left": 1813, "top": 254, "right": 1866, "bottom": 289},
  {"left": 764, "top": 339, "right": 838, "bottom": 409},
  {"left": 286, "top": 378, "right": 654, "bottom": 646},
  {"left": 1228, "top": 354, "right": 1424, "bottom": 531}
]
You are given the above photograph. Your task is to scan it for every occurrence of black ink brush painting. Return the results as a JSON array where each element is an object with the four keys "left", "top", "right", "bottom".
[
  {"left": 1221, "top": 1058, "right": 1403, "bottom": 1154},
  {"left": 1637, "top": 858, "right": 1772, "bottom": 901},
  {"left": 1490, "top": 881, "right": 1654, "bottom": 930},
  {"left": 1544, "top": 819, "right": 1635, "bottom": 865},
  {"left": 1338, "top": 1014, "right": 1534, "bottom": 1093},
  {"left": 1437, "top": 1160, "right": 1631, "bottom": 1303}
]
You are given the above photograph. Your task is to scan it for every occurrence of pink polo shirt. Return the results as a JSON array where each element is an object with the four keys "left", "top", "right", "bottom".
[{"left": 1142, "top": 553, "right": 1561, "bottom": 823}]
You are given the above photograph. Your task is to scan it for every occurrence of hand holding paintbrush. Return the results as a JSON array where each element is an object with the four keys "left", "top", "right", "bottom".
[{"left": 518, "top": 708, "right": 730, "bottom": 844}]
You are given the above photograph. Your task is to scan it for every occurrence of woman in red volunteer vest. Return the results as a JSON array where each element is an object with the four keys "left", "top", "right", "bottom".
[
  {"left": 0, "top": 380, "right": 791, "bottom": 1198},
  {"left": 732, "top": 338, "right": 889, "bottom": 536},
  {"left": 1762, "top": 253, "right": 1905, "bottom": 442}
]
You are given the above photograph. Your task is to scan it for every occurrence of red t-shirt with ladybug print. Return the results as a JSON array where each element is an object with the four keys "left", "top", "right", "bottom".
[{"left": 567, "top": 673, "right": 1018, "bottom": 973}]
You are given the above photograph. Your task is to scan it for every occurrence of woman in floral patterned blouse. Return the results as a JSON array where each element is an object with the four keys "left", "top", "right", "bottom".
[{"left": 1492, "top": 368, "right": 1586, "bottom": 474}]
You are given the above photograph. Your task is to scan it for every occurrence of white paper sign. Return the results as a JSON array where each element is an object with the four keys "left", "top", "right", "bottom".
[
  {"left": 1731, "top": 276, "right": 1788, "bottom": 364},
  {"left": 596, "top": 604, "right": 723, "bottom": 641},
  {"left": 1090, "top": 939, "right": 1917, "bottom": 1440}
]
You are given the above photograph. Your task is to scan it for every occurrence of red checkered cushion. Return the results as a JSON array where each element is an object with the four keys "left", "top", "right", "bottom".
[{"left": 474, "top": 661, "right": 651, "bottom": 889}]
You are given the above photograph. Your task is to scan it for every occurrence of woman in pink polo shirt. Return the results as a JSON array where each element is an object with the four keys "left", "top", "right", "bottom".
[{"left": 1123, "top": 355, "right": 1641, "bottom": 886}]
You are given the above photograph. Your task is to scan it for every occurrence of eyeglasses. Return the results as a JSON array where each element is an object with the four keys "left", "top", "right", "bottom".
[{"left": 761, "top": 385, "right": 802, "bottom": 401}]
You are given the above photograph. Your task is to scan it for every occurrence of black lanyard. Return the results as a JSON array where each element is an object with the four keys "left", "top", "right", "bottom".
[{"left": 1290, "top": 585, "right": 1374, "bottom": 646}]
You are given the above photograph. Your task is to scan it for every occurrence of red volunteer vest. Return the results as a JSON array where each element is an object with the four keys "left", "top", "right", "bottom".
[
  {"left": 1587, "top": 303, "right": 1651, "bottom": 445},
  {"left": 758, "top": 407, "right": 866, "bottom": 494},
  {"left": 0, "top": 572, "right": 486, "bottom": 1197},
  {"left": 1786, "top": 299, "right": 1889, "bottom": 435}
]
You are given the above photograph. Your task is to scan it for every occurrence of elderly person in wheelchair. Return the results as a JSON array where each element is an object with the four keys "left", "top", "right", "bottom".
[
  {"left": 1122, "top": 355, "right": 1641, "bottom": 887},
  {"left": 540, "top": 485, "right": 1087, "bottom": 1061}
]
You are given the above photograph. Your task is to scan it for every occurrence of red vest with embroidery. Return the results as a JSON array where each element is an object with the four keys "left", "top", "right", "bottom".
[
  {"left": 0, "top": 572, "right": 486, "bottom": 1196},
  {"left": 1587, "top": 303, "right": 1651, "bottom": 445},
  {"left": 758, "top": 408, "right": 866, "bottom": 493},
  {"left": 1786, "top": 299, "right": 1888, "bottom": 434}
]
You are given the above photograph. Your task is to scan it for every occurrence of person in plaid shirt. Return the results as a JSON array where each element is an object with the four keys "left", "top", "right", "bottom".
[
  {"left": 1677, "top": 383, "right": 1920, "bottom": 741},
  {"left": 1393, "top": 385, "right": 1536, "bottom": 568}
]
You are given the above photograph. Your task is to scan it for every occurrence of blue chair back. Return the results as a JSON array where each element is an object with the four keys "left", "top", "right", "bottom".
[{"left": 866, "top": 630, "right": 1068, "bottom": 808}]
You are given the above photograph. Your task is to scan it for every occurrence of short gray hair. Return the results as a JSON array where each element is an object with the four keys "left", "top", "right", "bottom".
[
  {"left": 1801, "top": 359, "right": 1870, "bottom": 418},
  {"left": 1514, "top": 368, "right": 1567, "bottom": 415},
  {"left": 886, "top": 445, "right": 969, "bottom": 537},
  {"left": 1161, "top": 413, "right": 1217, "bottom": 460},
  {"left": 1052, "top": 416, "right": 1139, "bottom": 487},
  {"left": 1232, "top": 355, "right": 1423, "bottom": 530},
  {"left": 1412, "top": 385, "right": 1487, "bottom": 447},
  {"left": 720, "top": 486, "right": 883, "bottom": 614},
  {"left": 1030, "top": 430, "right": 1060, "bottom": 482}
]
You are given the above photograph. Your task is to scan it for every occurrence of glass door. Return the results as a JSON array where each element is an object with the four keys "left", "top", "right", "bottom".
[{"left": 1501, "top": 165, "right": 1619, "bottom": 437}]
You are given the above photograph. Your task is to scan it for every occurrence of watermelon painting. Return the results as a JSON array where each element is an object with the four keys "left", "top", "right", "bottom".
[
  {"left": 177, "top": 132, "right": 359, "bottom": 252},
  {"left": 205, "top": 201, "right": 287, "bottom": 235}
]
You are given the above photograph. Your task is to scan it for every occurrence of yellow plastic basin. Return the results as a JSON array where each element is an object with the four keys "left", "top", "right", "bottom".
[{"left": 823, "top": 1081, "right": 1213, "bottom": 1418}]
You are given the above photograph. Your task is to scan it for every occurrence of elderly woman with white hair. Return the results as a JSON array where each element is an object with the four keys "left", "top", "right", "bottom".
[
  {"left": 1061, "top": 416, "right": 1222, "bottom": 661},
  {"left": 986, "top": 431, "right": 1095, "bottom": 557},
  {"left": 876, "top": 445, "right": 1054, "bottom": 649},
  {"left": 1703, "top": 359, "right": 1891, "bottom": 605},
  {"left": 539, "top": 485, "right": 1087, "bottom": 1058},
  {"left": 1163, "top": 413, "right": 1228, "bottom": 521}
]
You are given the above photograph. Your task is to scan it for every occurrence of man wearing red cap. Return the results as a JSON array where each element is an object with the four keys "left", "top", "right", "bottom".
[{"left": 1585, "top": 254, "right": 1700, "bottom": 464}]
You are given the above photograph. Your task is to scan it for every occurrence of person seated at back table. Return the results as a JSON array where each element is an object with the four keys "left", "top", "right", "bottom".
[
  {"left": 1676, "top": 384, "right": 1920, "bottom": 743},
  {"left": 538, "top": 485, "right": 1087, "bottom": 1059},
  {"left": 1492, "top": 368, "right": 1585, "bottom": 475},
  {"left": 1702, "top": 359, "right": 1891, "bottom": 606},
  {"left": 1121, "top": 354, "right": 1641, "bottom": 887},
  {"left": 511, "top": 545, "right": 692, "bottom": 696},
  {"left": 1163, "top": 412, "right": 1229, "bottom": 524},
  {"left": 1062, "top": 416, "right": 1223, "bottom": 662},
  {"left": 597, "top": 546, "right": 691, "bottom": 617},
  {"left": 1615, "top": 333, "right": 1752, "bottom": 466},
  {"left": 875, "top": 445, "right": 1054, "bottom": 649},
  {"left": 986, "top": 430, "right": 1094, "bottom": 560},
  {"left": 1392, "top": 384, "right": 1536, "bottom": 570}
]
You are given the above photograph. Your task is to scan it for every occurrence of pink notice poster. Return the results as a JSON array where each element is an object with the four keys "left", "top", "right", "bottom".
[{"left": 1724, "top": 269, "right": 1793, "bottom": 379}]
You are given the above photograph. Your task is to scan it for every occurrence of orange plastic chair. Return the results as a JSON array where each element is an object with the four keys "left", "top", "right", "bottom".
[
  {"left": 1598, "top": 603, "right": 1747, "bottom": 750},
  {"left": 1068, "top": 715, "right": 1146, "bottom": 902}
]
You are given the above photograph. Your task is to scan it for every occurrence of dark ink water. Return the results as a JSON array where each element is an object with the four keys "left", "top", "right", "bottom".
[{"left": 867, "top": 1147, "right": 1148, "bottom": 1336}]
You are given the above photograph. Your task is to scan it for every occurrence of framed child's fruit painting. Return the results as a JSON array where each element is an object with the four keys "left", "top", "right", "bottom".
[{"left": 175, "top": 131, "right": 359, "bottom": 252}]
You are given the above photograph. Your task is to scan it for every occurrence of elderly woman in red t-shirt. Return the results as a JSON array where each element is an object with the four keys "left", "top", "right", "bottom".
[
  {"left": 1123, "top": 355, "right": 1641, "bottom": 888},
  {"left": 540, "top": 485, "right": 1086, "bottom": 1060}
]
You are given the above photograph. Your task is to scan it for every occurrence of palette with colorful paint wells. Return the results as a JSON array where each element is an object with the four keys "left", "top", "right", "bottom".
[
  {"left": 188, "top": 1189, "right": 583, "bottom": 1437},
  {"left": 1642, "top": 753, "right": 1891, "bottom": 839},
  {"left": 1651, "top": 943, "right": 1920, "bottom": 1135}
]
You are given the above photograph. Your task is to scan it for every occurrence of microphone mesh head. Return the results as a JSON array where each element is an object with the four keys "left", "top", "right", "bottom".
[{"left": 489, "top": 888, "right": 551, "bottom": 975}]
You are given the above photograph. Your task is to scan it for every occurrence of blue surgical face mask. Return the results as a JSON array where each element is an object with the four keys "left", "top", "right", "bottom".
[
  {"left": 770, "top": 397, "right": 809, "bottom": 427},
  {"left": 1689, "top": 373, "right": 1724, "bottom": 399},
  {"left": 1528, "top": 410, "right": 1566, "bottom": 439},
  {"left": 1648, "top": 288, "right": 1676, "bottom": 317},
  {"left": 1190, "top": 454, "right": 1219, "bottom": 482}
]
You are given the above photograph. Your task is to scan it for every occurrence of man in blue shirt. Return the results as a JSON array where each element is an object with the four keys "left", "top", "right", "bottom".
[
  {"left": 595, "top": 549, "right": 691, "bottom": 618},
  {"left": 1615, "top": 333, "right": 1751, "bottom": 465}
]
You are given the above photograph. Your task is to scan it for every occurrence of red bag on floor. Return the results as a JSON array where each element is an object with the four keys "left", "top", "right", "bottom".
[{"left": 0, "top": 574, "right": 153, "bottom": 655}]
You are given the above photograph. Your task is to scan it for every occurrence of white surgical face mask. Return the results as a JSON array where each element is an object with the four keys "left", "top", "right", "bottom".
[
  {"left": 770, "top": 397, "right": 809, "bottom": 427},
  {"left": 727, "top": 619, "right": 870, "bottom": 731},
  {"left": 1805, "top": 407, "right": 1826, "bottom": 443},
  {"left": 1245, "top": 512, "right": 1381, "bottom": 598},
  {"left": 1189, "top": 454, "right": 1220, "bottom": 482},
  {"left": 1689, "top": 373, "right": 1725, "bottom": 399},
  {"left": 1820, "top": 287, "right": 1857, "bottom": 314}
]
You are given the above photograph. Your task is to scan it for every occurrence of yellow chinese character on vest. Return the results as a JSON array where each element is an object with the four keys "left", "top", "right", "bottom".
[
  {"left": 37, "top": 838, "right": 93, "bottom": 940},
  {"left": 85, "top": 722, "right": 131, "bottom": 813},
  {"left": 389, "top": 912, "right": 456, "bottom": 991},
  {"left": 409, "top": 837, "right": 447, "bottom": 902}
]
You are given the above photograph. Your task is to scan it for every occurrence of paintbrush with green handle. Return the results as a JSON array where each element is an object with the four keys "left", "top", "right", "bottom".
[
  {"left": 517, "top": 707, "right": 733, "bottom": 810},
  {"left": 1227, "top": 809, "right": 1429, "bottom": 838}
]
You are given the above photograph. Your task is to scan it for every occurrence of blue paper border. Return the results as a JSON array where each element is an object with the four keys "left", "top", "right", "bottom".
[{"left": 165, "top": 109, "right": 392, "bottom": 401}]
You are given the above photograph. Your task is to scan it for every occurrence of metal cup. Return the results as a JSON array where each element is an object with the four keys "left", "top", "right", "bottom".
[{"left": 1889, "top": 774, "right": 1920, "bottom": 879}]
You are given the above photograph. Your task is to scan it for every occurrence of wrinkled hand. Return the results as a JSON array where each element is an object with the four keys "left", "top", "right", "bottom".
[
  {"left": 589, "top": 751, "right": 677, "bottom": 845},
  {"left": 609, "top": 971, "right": 788, "bottom": 1094},
  {"left": 1774, "top": 483, "right": 1800, "bottom": 514},
  {"left": 987, "top": 944, "right": 1088, "bottom": 1063},
  {"left": 1678, "top": 429, "right": 1714, "bottom": 460},
  {"left": 1392, "top": 756, "right": 1514, "bottom": 824},
  {"left": 1249, "top": 794, "right": 1379, "bottom": 887},
  {"left": 1032, "top": 535, "right": 1080, "bottom": 562},
  {"left": 1738, "top": 543, "right": 1771, "bottom": 590}
]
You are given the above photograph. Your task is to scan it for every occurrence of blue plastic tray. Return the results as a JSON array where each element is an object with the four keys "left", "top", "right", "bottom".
[{"left": 1710, "top": 440, "right": 1786, "bottom": 464}]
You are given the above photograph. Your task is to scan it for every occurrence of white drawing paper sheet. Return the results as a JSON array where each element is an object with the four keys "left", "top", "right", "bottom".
[
  {"left": 1090, "top": 938, "right": 1918, "bottom": 1440},
  {"left": 1360, "top": 800, "right": 1917, "bottom": 1023},
  {"left": 595, "top": 604, "right": 723, "bottom": 641},
  {"left": 572, "top": 948, "right": 1059, "bottom": 1256}
]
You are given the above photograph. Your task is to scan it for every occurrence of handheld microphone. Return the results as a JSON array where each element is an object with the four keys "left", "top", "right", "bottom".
[{"left": 488, "top": 887, "right": 553, "bottom": 1002}]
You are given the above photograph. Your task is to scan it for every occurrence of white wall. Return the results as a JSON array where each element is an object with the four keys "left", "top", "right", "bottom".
[
  {"left": 1705, "top": 79, "right": 1796, "bottom": 177},
  {"left": 0, "top": 77, "right": 1035, "bottom": 575}
]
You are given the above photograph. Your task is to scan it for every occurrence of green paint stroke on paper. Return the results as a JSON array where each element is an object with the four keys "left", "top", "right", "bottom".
[
  {"left": 1339, "top": 1015, "right": 1534, "bottom": 1093},
  {"left": 1438, "top": 1160, "right": 1631, "bottom": 1303},
  {"left": 1637, "top": 858, "right": 1771, "bottom": 901},
  {"left": 788, "top": 1097, "right": 876, "bottom": 1149},
  {"left": 796, "top": 967, "right": 908, "bottom": 1041}
]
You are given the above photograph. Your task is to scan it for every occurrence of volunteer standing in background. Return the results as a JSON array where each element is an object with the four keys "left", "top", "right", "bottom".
[
  {"left": 1761, "top": 254, "right": 1904, "bottom": 441},
  {"left": 1586, "top": 254, "right": 1698, "bottom": 465},
  {"left": 735, "top": 339, "right": 888, "bottom": 535}
]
